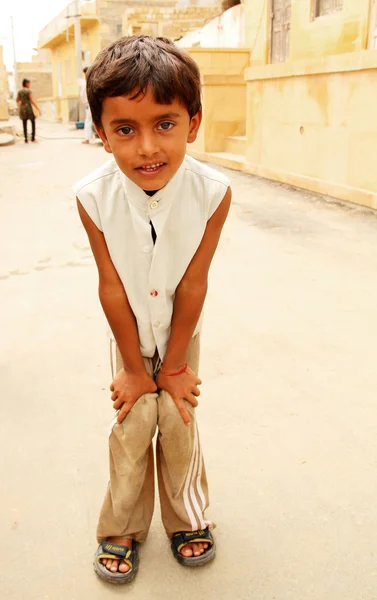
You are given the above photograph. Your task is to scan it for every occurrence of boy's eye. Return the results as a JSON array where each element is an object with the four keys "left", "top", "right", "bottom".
[
  {"left": 118, "top": 126, "right": 134, "bottom": 136},
  {"left": 158, "top": 122, "right": 174, "bottom": 131}
]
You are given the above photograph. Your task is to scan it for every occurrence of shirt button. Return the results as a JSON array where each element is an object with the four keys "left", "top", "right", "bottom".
[
  {"left": 150, "top": 200, "right": 158, "bottom": 209},
  {"left": 143, "top": 245, "right": 151, "bottom": 253},
  {"left": 154, "top": 320, "right": 160, "bottom": 328},
  {"left": 150, "top": 289, "right": 158, "bottom": 297}
]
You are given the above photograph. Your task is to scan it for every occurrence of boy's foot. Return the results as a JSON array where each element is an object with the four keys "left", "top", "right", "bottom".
[
  {"left": 94, "top": 538, "right": 139, "bottom": 584},
  {"left": 171, "top": 528, "right": 215, "bottom": 566},
  {"left": 101, "top": 537, "right": 132, "bottom": 573},
  {"left": 82, "top": 140, "right": 89, "bottom": 144}
]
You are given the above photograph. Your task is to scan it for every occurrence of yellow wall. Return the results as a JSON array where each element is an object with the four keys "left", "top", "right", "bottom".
[
  {"left": 191, "top": 0, "right": 377, "bottom": 208},
  {"left": 40, "top": 19, "right": 100, "bottom": 120},
  {"left": 245, "top": 0, "right": 371, "bottom": 65},
  {"left": 0, "top": 45, "right": 8, "bottom": 120},
  {"left": 51, "top": 22, "right": 100, "bottom": 98},
  {"left": 291, "top": 0, "right": 370, "bottom": 59},
  {"left": 244, "top": 51, "right": 377, "bottom": 209},
  {"left": 186, "top": 49, "right": 249, "bottom": 152},
  {"left": 195, "top": 74, "right": 247, "bottom": 152},
  {"left": 82, "top": 22, "right": 101, "bottom": 66},
  {"left": 244, "top": 0, "right": 269, "bottom": 64},
  {"left": 187, "top": 47, "right": 250, "bottom": 75}
]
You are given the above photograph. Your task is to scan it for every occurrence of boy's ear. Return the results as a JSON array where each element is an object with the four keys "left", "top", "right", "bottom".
[
  {"left": 187, "top": 109, "right": 202, "bottom": 144},
  {"left": 95, "top": 126, "right": 112, "bottom": 154}
]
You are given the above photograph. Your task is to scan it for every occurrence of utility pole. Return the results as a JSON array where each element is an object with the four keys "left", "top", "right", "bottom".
[
  {"left": 74, "top": 0, "right": 83, "bottom": 89},
  {"left": 10, "top": 16, "right": 18, "bottom": 96}
]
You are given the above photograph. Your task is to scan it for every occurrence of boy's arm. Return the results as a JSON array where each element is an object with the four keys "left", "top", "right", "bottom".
[
  {"left": 77, "top": 199, "right": 157, "bottom": 421},
  {"left": 163, "top": 186, "right": 232, "bottom": 371},
  {"left": 156, "top": 187, "right": 231, "bottom": 426}
]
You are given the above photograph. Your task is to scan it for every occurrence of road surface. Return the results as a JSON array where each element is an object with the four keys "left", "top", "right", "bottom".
[{"left": 1, "top": 119, "right": 377, "bottom": 600}]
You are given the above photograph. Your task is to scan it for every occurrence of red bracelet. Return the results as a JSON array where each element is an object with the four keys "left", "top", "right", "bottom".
[{"left": 160, "top": 363, "right": 188, "bottom": 376}]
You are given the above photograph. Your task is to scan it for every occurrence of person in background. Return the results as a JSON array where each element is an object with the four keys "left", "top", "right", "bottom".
[
  {"left": 80, "top": 66, "right": 93, "bottom": 145},
  {"left": 16, "top": 78, "right": 41, "bottom": 143}
]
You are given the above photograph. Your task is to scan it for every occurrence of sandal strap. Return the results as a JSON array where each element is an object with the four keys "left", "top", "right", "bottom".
[
  {"left": 172, "top": 527, "right": 213, "bottom": 553},
  {"left": 97, "top": 540, "right": 136, "bottom": 569},
  {"left": 96, "top": 553, "right": 133, "bottom": 569},
  {"left": 101, "top": 541, "right": 130, "bottom": 559}
]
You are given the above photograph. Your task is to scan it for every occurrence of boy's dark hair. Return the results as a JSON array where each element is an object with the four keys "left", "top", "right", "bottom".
[
  {"left": 22, "top": 78, "right": 30, "bottom": 87},
  {"left": 86, "top": 36, "right": 201, "bottom": 128}
]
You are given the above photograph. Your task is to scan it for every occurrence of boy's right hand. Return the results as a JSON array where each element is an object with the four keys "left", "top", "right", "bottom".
[
  {"left": 110, "top": 369, "right": 157, "bottom": 423},
  {"left": 155, "top": 366, "right": 201, "bottom": 426}
]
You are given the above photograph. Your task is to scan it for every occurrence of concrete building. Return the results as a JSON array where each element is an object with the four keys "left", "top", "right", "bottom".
[
  {"left": 184, "top": 0, "right": 377, "bottom": 210},
  {"left": 0, "top": 46, "right": 9, "bottom": 121},
  {"left": 38, "top": 0, "right": 222, "bottom": 123},
  {"left": 123, "top": 0, "right": 222, "bottom": 41}
]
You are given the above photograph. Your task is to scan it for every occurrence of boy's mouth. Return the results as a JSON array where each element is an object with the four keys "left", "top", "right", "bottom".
[{"left": 135, "top": 162, "right": 166, "bottom": 176}]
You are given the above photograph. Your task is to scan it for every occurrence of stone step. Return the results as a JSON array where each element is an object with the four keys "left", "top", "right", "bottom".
[
  {"left": 224, "top": 135, "right": 247, "bottom": 156},
  {"left": 208, "top": 151, "right": 246, "bottom": 170}
]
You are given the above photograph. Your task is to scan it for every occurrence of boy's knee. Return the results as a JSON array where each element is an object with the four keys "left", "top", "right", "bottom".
[
  {"left": 111, "top": 393, "right": 158, "bottom": 439},
  {"left": 157, "top": 391, "right": 195, "bottom": 432}
]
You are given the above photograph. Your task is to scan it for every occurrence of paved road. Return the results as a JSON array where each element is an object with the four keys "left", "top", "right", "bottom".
[{"left": 1, "top": 119, "right": 377, "bottom": 600}]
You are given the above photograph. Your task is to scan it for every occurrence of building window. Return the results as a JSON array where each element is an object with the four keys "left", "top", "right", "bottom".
[
  {"left": 116, "top": 23, "right": 122, "bottom": 35},
  {"left": 314, "top": 0, "right": 343, "bottom": 18}
]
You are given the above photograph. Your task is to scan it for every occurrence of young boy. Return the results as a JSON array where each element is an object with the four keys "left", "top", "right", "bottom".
[{"left": 74, "top": 35, "right": 231, "bottom": 584}]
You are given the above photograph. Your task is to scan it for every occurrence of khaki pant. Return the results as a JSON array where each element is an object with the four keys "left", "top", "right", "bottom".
[{"left": 97, "top": 335, "right": 211, "bottom": 543}]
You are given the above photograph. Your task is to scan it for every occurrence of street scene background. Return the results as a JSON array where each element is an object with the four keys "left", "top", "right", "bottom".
[{"left": 1, "top": 118, "right": 377, "bottom": 599}]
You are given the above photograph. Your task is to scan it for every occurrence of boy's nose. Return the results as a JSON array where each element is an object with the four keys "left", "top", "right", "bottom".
[{"left": 137, "top": 133, "right": 159, "bottom": 157}]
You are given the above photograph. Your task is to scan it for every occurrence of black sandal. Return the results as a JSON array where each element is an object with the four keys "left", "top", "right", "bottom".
[
  {"left": 93, "top": 540, "right": 139, "bottom": 584},
  {"left": 171, "top": 527, "right": 216, "bottom": 566}
]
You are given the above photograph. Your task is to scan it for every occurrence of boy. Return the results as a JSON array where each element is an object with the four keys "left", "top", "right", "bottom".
[{"left": 75, "top": 35, "right": 231, "bottom": 584}]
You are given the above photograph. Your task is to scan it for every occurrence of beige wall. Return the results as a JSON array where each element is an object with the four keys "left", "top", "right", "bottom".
[
  {"left": 177, "top": 4, "right": 244, "bottom": 48},
  {"left": 16, "top": 66, "right": 53, "bottom": 100},
  {"left": 244, "top": 52, "right": 377, "bottom": 209},
  {"left": 123, "top": 3, "right": 222, "bottom": 41},
  {"left": 189, "top": 0, "right": 377, "bottom": 208},
  {"left": 186, "top": 49, "right": 249, "bottom": 153},
  {"left": 187, "top": 47, "right": 250, "bottom": 75},
  {"left": 245, "top": 0, "right": 370, "bottom": 65},
  {"left": 97, "top": 0, "right": 128, "bottom": 49},
  {"left": 41, "top": 19, "right": 99, "bottom": 120},
  {"left": 291, "top": 0, "right": 370, "bottom": 59},
  {"left": 0, "top": 46, "right": 8, "bottom": 120}
]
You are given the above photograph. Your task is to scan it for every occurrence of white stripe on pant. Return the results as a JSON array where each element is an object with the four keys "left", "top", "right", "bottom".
[{"left": 96, "top": 334, "right": 212, "bottom": 543}]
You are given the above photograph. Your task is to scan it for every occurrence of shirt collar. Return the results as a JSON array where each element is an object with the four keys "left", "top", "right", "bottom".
[{"left": 118, "top": 159, "right": 186, "bottom": 215}]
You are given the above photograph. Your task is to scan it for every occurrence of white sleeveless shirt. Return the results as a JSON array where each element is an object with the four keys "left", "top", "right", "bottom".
[{"left": 74, "top": 155, "right": 230, "bottom": 359}]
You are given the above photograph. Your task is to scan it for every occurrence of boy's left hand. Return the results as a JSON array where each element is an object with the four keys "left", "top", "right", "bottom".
[{"left": 156, "top": 366, "right": 201, "bottom": 426}]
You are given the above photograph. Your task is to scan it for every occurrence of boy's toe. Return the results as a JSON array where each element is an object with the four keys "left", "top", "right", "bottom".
[
  {"left": 181, "top": 544, "right": 193, "bottom": 557},
  {"left": 119, "top": 560, "right": 130, "bottom": 573},
  {"left": 192, "top": 542, "right": 202, "bottom": 556},
  {"left": 110, "top": 559, "right": 119, "bottom": 572}
]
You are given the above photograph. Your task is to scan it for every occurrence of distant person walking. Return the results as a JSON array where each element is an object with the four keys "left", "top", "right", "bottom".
[
  {"left": 16, "top": 78, "right": 41, "bottom": 143},
  {"left": 80, "top": 66, "right": 93, "bottom": 145}
]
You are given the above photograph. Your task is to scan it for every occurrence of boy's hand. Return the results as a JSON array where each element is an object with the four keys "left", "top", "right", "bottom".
[
  {"left": 156, "top": 366, "right": 202, "bottom": 426},
  {"left": 111, "top": 369, "right": 157, "bottom": 423}
]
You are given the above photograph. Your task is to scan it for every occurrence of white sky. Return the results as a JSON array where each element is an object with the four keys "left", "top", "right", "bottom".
[{"left": 0, "top": 0, "right": 71, "bottom": 70}]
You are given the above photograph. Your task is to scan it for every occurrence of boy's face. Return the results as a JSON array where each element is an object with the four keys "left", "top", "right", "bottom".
[{"left": 96, "top": 88, "right": 202, "bottom": 191}]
